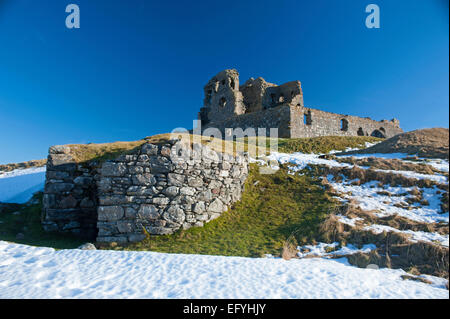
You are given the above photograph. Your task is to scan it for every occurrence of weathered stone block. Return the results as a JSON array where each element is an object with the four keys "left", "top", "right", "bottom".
[
  {"left": 98, "top": 206, "right": 124, "bottom": 221},
  {"left": 138, "top": 204, "right": 159, "bottom": 219},
  {"left": 101, "top": 162, "right": 127, "bottom": 177}
]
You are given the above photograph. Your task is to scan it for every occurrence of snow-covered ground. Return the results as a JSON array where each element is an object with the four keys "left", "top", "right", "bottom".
[
  {"left": 262, "top": 150, "right": 449, "bottom": 249},
  {"left": 0, "top": 241, "right": 447, "bottom": 299},
  {"left": 0, "top": 167, "right": 46, "bottom": 203},
  {"left": 265, "top": 152, "right": 449, "bottom": 184}
]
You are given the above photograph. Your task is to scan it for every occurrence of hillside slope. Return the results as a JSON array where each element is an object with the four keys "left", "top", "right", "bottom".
[{"left": 340, "top": 128, "right": 449, "bottom": 159}]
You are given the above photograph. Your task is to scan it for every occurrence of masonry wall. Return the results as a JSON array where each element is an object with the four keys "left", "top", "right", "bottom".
[
  {"left": 201, "top": 105, "right": 402, "bottom": 139},
  {"left": 289, "top": 106, "right": 403, "bottom": 138},
  {"left": 42, "top": 141, "right": 249, "bottom": 243},
  {"left": 201, "top": 105, "right": 292, "bottom": 138},
  {"left": 42, "top": 146, "right": 99, "bottom": 239}
]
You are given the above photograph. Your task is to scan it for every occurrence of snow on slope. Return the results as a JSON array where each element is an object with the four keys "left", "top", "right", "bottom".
[
  {"left": 0, "top": 241, "right": 447, "bottom": 299},
  {"left": 0, "top": 167, "right": 46, "bottom": 203},
  {"left": 266, "top": 152, "right": 449, "bottom": 184}
]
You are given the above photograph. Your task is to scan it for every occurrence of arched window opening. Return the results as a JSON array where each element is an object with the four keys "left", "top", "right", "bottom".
[
  {"left": 219, "top": 97, "right": 227, "bottom": 108},
  {"left": 340, "top": 119, "right": 349, "bottom": 131},
  {"left": 371, "top": 129, "right": 386, "bottom": 138},
  {"left": 304, "top": 111, "right": 312, "bottom": 125},
  {"left": 206, "top": 90, "right": 212, "bottom": 104},
  {"left": 357, "top": 127, "right": 364, "bottom": 136},
  {"left": 229, "top": 78, "right": 235, "bottom": 90},
  {"left": 278, "top": 94, "right": 285, "bottom": 103}
]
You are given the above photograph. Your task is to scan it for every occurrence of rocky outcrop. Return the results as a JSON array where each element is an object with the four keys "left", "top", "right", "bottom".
[{"left": 42, "top": 140, "right": 249, "bottom": 243}]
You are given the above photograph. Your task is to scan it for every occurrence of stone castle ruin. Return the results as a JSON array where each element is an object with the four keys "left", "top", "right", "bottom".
[{"left": 198, "top": 69, "right": 403, "bottom": 138}]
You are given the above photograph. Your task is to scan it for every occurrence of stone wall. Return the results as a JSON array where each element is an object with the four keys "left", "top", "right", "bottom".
[
  {"left": 42, "top": 145, "right": 99, "bottom": 239},
  {"left": 42, "top": 141, "right": 249, "bottom": 243},
  {"left": 290, "top": 106, "right": 403, "bottom": 138},
  {"left": 202, "top": 105, "right": 292, "bottom": 138},
  {"left": 200, "top": 104, "right": 402, "bottom": 139},
  {"left": 96, "top": 141, "right": 248, "bottom": 243}
]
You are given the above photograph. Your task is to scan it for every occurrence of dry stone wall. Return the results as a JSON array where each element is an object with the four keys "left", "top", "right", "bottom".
[
  {"left": 42, "top": 145, "right": 99, "bottom": 239},
  {"left": 42, "top": 141, "right": 249, "bottom": 243}
]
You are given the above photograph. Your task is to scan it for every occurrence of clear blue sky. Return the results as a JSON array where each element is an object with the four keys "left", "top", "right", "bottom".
[{"left": 0, "top": 0, "right": 448, "bottom": 164}]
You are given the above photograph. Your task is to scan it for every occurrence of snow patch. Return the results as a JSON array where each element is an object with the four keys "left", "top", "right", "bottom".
[{"left": 0, "top": 241, "right": 447, "bottom": 299}]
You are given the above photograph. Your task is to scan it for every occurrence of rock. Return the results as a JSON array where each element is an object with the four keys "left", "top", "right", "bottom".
[
  {"left": 167, "top": 173, "right": 185, "bottom": 186},
  {"left": 47, "top": 171, "right": 69, "bottom": 179},
  {"left": 98, "top": 206, "right": 124, "bottom": 221},
  {"left": 145, "top": 226, "right": 174, "bottom": 235},
  {"left": 188, "top": 176, "right": 203, "bottom": 187},
  {"left": 77, "top": 243, "right": 97, "bottom": 250},
  {"left": 132, "top": 174, "right": 156, "bottom": 186},
  {"left": 101, "top": 162, "right": 127, "bottom": 177},
  {"left": 128, "top": 166, "right": 144, "bottom": 174},
  {"left": 141, "top": 143, "right": 158, "bottom": 155},
  {"left": 125, "top": 207, "right": 137, "bottom": 218},
  {"left": 49, "top": 145, "right": 71, "bottom": 154},
  {"left": 117, "top": 221, "right": 133, "bottom": 233},
  {"left": 74, "top": 176, "right": 93, "bottom": 187},
  {"left": 163, "top": 186, "right": 179, "bottom": 198},
  {"left": 46, "top": 183, "right": 74, "bottom": 193},
  {"left": 180, "top": 186, "right": 195, "bottom": 196},
  {"left": 208, "top": 198, "right": 224, "bottom": 213},
  {"left": 138, "top": 204, "right": 159, "bottom": 219},
  {"left": 193, "top": 202, "right": 205, "bottom": 213},
  {"left": 152, "top": 197, "right": 170, "bottom": 205},
  {"left": 160, "top": 146, "right": 172, "bottom": 157},
  {"left": 163, "top": 205, "right": 185, "bottom": 224},
  {"left": 59, "top": 195, "right": 78, "bottom": 209}
]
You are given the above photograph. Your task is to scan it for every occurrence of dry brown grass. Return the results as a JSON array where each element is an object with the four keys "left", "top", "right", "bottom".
[
  {"left": 318, "top": 165, "right": 446, "bottom": 190},
  {"left": 60, "top": 133, "right": 265, "bottom": 164},
  {"left": 281, "top": 242, "right": 298, "bottom": 260},
  {"left": 0, "top": 159, "right": 47, "bottom": 172},
  {"left": 335, "top": 156, "right": 438, "bottom": 175},
  {"left": 339, "top": 128, "right": 449, "bottom": 159},
  {"left": 318, "top": 201, "right": 450, "bottom": 278}
]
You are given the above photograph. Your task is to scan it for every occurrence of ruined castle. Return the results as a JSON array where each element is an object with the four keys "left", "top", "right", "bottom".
[{"left": 198, "top": 69, "right": 403, "bottom": 138}]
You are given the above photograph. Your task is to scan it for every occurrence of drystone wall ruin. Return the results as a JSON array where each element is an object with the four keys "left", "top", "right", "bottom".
[
  {"left": 199, "top": 69, "right": 403, "bottom": 139},
  {"left": 42, "top": 140, "right": 248, "bottom": 243}
]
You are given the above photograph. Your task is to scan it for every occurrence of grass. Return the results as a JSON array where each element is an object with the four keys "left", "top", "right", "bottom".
[
  {"left": 117, "top": 164, "right": 337, "bottom": 257},
  {"left": 0, "top": 159, "right": 47, "bottom": 173},
  {"left": 0, "top": 193, "right": 84, "bottom": 249},
  {"left": 274, "top": 136, "right": 382, "bottom": 154},
  {"left": 64, "top": 134, "right": 382, "bottom": 164}
]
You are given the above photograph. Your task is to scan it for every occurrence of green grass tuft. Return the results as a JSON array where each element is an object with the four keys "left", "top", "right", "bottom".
[{"left": 120, "top": 164, "right": 338, "bottom": 257}]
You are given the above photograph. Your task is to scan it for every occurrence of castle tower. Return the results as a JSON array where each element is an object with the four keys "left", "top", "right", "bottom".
[{"left": 199, "top": 69, "right": 245, "bottom": 125}]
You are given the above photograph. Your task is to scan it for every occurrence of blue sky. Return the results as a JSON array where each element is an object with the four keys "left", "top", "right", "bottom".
[{"left": 0, "top": 0, "right": 448, "bottom": 164}]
